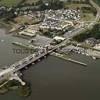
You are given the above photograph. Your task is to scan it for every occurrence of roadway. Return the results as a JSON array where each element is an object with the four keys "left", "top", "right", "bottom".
[
  {"left": 0, "top": 0, "right": 100, "bottom": 81},
  {"left": 64, "top": 0, "right": 100, "bottom": 39}
]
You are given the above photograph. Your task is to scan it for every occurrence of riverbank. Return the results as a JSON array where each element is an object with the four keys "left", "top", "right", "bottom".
[
  {"left": 0, "top": 79, "right": 31, "bottom": 97},
  {"left": 0, "top": 20, "right": 12, "bottom": 30}
]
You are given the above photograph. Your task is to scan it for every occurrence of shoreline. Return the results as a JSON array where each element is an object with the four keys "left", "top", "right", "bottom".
[{"left": 0, "top": 20, "right": 12, "bottom": 33}]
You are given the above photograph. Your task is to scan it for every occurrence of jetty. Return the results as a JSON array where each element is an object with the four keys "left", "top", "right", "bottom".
[
  {"left": 52, "top": 52, "right": 87, "bottom": 66},
  {"left": 12, "top": 42, "right": 35, "bottom": 50}
]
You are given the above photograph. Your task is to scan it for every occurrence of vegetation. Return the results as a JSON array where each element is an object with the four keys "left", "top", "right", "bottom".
[
  {"left": 44, "top": 0, "right": 63, "bottom": 10},
  {"left": 40, "top": 29, "right": 65, "bottom": 38},
  {"left": 65, "top": 0, "right": 89, "bottom": 4},
  {"left": 81, "top": 6, "right": 97, "bottom": 15},
  {"left": 0, "top": 0, "right": 24, "bottom": 7},
  {"left": 73, "top": 24, "right": 100, "bottom": 42},
  {"left": 0, "top": 79, "right": 31, "bottom": 97},
  {"left": 18, "top": 84, "right": 31, "bottom": 97},
  {"left": 93, "top": 0, "right": 100, "bottom": 6},
  {"left": 0, "top": 80, "right": 20, "bottom": 94},
  {"left": 23, "top": 0, "right": 40, "bottom": 5}
]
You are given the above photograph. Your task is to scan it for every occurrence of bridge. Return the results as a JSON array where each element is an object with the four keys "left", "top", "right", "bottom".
[
  {"left": 0, "top": 46, "right": 57, "bottom": 78},
  {"left": 0, "top": 0, "right": 100, "bottom": 82},
  {"left": 0, "top": 39, "right": 68, "bottom": 81}
]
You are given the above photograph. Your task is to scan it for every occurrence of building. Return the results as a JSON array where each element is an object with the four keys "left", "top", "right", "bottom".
[
  {"left": 54, "top": 36, "right": 65, "bottom": 41},
  {"left": 19, "top": 25, "right": 39, "bottom": 37}
]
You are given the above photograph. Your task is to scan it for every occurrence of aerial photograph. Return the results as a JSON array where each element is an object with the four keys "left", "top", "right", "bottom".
[{"left": 0, "top": 0, "right": 100, "bottom": 100}]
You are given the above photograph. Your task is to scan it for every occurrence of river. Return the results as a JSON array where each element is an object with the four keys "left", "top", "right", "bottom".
[{"left": 0, "top": 28, "right": 100, "bottom": 100}]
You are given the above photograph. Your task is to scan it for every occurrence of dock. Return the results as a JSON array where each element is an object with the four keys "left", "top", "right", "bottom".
[
  {"left": 52, "top": 52, "right": 87, "bottom": 66},
  {"left": 12, "top": 42, "right": 35, "bottom": 50}
]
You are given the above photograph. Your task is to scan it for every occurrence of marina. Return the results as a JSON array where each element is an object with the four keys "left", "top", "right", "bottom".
[
  {"left": 0, "top": 0, "right": 100, "bottom": 99},
  {"left": 0, "top": 27, "right": 100, "bottom": 100}
]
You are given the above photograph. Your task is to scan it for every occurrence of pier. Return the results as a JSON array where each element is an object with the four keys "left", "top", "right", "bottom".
[
  {"left": 52, "top": 52, "right": 87, "bottom": 66},
  {"left": 12, "top": 42, "right": 35, "bottom": 49}
]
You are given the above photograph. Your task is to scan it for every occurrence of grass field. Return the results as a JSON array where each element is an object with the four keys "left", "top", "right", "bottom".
[
  {"left": 14, "top": 15, "right": 34, "bottom": 24},
  {"left": 0, "top": 0, "right": 23, "bottom": 7},
  {"left": 81, "top": 13, "right": 95, "bottom": 21},
  {"left": 64, "top": 3, "right": 91, "bottom": 9},
  {"left": 24, "top": 0, "right": 39, "bottom": 4}
]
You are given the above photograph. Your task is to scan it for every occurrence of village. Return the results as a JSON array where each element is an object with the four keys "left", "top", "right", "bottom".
[{"left": 0, "top": 0, "right": 100, "bottom": 97}]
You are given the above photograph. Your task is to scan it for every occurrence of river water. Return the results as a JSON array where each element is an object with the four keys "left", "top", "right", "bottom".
[{"left": 0, "top": 28, "right": 100, "bottom": 100}]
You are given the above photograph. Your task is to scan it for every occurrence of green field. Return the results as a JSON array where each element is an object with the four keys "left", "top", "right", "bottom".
[
  {"left": 64, "top": 3, "right": 91, "bottom": 9},
  {"left": 24, "top": 0, "right": 39, "bottom": 4},
  {"left": 0, "top": 0, "right": 23, "bottom": 7},
  {"left": 94, "top": 0, "right": 100, "bottom": 6}
]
